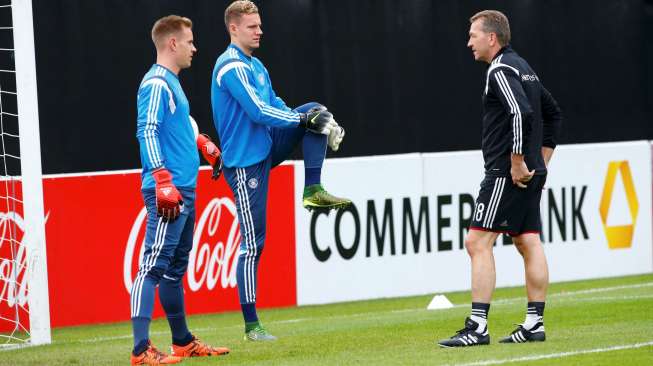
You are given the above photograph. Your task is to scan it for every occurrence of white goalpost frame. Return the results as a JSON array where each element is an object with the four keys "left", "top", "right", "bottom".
[{"left": 11, "top": 0, "right": 51, "bottom": 345}]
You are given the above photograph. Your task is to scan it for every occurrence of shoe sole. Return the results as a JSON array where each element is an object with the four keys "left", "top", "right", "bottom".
[
  {"left": 438, "top": 342, "right": 489, "bottom": 348},
  {"left": 303, "top": 201, "right": 352, "bottom": 211},
  {"left": 243, "top": 335, "right": 277, "bottom": 341},
  {"left": 499, "top": 338, "right": 546, "bottom": 344},
  {"left": 173, "top": 351, "right": 230, "bottom": 357},
  {"left": 499, "top": 332, "right": 546, "bottom": 343}
]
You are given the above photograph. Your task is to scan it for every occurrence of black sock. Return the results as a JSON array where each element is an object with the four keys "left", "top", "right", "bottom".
[
  {"left": 528, "top": 302, "right": 545, "bottom": 317},
  {"left": 524, "top": 301, "right": 545, "bottom": 330},
  {"left": 471, "top": 302, "right": 490, "bottom": 319},
  {"left": 133, "top": 338, "right": 149, "bottom": 356},
  {"left": 172, "top": 332, "right": 194, "bottom": 347}
]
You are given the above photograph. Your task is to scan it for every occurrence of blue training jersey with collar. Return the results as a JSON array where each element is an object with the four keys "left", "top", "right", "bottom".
[
  {"left": 211, "top": 44, "right": 301, "bottom": 168},
  {"left": 136, "top": 64, "right": 199, "bottom": 189}
]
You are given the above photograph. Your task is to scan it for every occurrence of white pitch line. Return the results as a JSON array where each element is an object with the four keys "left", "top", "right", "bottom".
[
  {"left": 275, "top": 318, "right": 310, "bottom": 324},
  {"left": 4, "top": 282, "right": 649, "bottom": 350},
  {"left": 63, "top": 325, "right": 228, "bottom": 345},
  {"left": 57, "top": 291, "right": 650, "bottom": 347},
  {"left": 66, "top": 282, "right": 653, "bottom": 345},
  {"left": 564, "top": 294, "right": 653, "bottom": 303},
  {"left": 448, "top": 341, "right": 653, "bottom": 366},
  {"left": 548, "top": 282, "right": 653, "bottom": 296},
  {"left": 445, "top": 281, "right": 653, "bottom": 309}
]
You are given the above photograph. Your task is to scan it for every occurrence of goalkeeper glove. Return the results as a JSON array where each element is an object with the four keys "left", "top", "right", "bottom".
[
  {"left": 299, "top": 107, "right": 333, "bottom": 135},
  {"left": 327, "top": 119, "right": 345, "bottom": 151},
  {"left": 197, "top": 133, "right": 223, "bottom": 180},
  {"left": 152, "top": 168, "right": 183, "bottom": 222}
]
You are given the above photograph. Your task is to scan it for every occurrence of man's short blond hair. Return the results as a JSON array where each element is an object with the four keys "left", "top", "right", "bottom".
[
  {"left": 151, "top": 15, "right": 193, "bottom": 49},
  {"left": 470, "top": 10, "right": 511, "bottom": 47},
  {"left": 224, "top": 0, "right": 259, "bottom": 29}
]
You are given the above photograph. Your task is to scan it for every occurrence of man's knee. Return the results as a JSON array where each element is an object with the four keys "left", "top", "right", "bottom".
[
  {"left": 464, "top": 230, "right": 498, "bottom": 257},
  {"left": 238, "top": 243, "right": 265, "bottom": 260},
  {"left": 513, "top": 240, "right": 526, "bottom": 255},
  {"left": 164, "top": 257, "right": 190, "bottom": 282},
  {"left": 160, "top": 272, "right": 183, "bottom": 287},
  {"left": 465, "top": 235, "right": 485, "bottom": 257},
  {"left": 513, "top": 234, "right": 542, "bottom": 254},
  {"left": 143, "top": 266, "right": 165, "bottom": 282}
]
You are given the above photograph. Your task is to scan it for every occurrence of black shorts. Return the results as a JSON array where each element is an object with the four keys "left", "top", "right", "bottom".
[{"left": 470, "top": 174, "right": 546, "bottom": 236}]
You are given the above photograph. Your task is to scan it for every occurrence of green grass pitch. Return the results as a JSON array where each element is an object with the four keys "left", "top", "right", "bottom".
[{"left": 2, "top": 274, "right": 652, "bottom": 365}]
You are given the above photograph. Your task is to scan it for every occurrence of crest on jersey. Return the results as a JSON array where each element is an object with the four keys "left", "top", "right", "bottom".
[
  {"left": 248, "top": 178, "right": 259, "bottom": 189},
  {"left": 257, "top": 73, "right": 265, "bottom": 86}
]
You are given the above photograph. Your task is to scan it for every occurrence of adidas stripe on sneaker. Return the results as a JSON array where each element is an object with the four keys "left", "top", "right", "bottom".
[
  {"left": 437, "top": 317, "right": 490, "bottom": 348},
  {"left": 499, "top": 322, "right": 546, "bottom": 343}
]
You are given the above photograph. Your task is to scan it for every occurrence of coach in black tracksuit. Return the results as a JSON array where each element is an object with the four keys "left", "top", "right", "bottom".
[{"left": 438, "top": 10, "right": 563, "bottom": 348}]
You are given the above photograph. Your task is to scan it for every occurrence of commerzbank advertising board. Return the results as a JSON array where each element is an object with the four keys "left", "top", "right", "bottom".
[{"left": 294, "top": 141, "right": 652, "bottom": 305}]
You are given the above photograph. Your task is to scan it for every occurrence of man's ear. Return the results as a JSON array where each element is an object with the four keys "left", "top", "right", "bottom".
[
  {"left": 489, "top": 32, "right": 497, "bottom": 47},
  {"left": 169, "top": 36, "right": 177, "bottom": 51}
]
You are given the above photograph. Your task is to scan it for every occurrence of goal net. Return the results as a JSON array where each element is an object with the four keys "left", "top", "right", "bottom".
[{"left": 0, "top": 0, "right": 50, "bottom": 348}]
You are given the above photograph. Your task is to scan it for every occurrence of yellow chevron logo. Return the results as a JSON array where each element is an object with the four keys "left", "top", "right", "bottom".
[{"left": 598, "top": 161, "right": 639, "bottom": 249}]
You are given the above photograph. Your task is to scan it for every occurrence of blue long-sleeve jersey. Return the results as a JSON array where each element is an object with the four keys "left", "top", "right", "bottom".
[
  {"left": 211, "top": 44, "right": 301, "bottom": 168},
  {"left": 136, "top": 64, "right": 199, "bottom": 189}
]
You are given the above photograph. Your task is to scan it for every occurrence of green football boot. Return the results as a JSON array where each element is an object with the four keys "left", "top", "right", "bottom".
[
  {"left": 244, "top": 322, "right": 277, "bottom": 341},
  {"left": 302, "top": 184, "right": 352, "bottom": 211}
]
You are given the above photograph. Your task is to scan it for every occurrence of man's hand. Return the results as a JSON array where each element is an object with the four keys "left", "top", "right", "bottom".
[
  {"left": 510, "top": 154, "right": 534, "bottom": 189},
  {"left": 299, "top": 107, "right": 333, "bottom": 135},
  {"left": 197, "top": 133, "right": 223, "bottom": 180},
  {"left": 152, "top": 168, "right": 183, "bottom": 221}
]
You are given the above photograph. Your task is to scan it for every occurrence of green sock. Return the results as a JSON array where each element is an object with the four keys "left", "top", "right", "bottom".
[
  {"left": 245, "top": 321, "right": 260, "bottom": 332},
  {"left": 303, "top": 184, "right": 323, "bottom": 197}
]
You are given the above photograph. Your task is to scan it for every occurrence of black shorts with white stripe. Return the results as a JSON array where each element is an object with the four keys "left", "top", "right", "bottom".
[{"left": 469, "top": 174, "right": 546, "bottom": 236}]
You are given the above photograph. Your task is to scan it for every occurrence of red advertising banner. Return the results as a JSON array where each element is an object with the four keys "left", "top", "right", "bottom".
[
  {"left": 0, "top": 166, "right": 297, "bottom": 330},
  {"left": 0, "top": 179, "right": 29, "bottom": 333}
]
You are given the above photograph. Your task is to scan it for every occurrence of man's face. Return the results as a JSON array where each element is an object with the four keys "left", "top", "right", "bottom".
[
  {"left": 232, "top": 13, "right": 263, "bottom": 52},
  {"left": 173, "top": 26, "right": 197, "bottom": 69},
  {"left": 467, "top": 19, "right": 493, "bottom": 63}
]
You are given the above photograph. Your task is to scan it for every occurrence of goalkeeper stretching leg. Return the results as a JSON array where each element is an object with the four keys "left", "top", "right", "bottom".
[{"left": 271, "top": 102, "right": 352, "bottom": 211}]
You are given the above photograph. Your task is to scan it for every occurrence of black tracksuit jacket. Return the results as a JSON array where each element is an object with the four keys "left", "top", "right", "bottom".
[{"left": 480, "top": 45, "right": 563, "bottom": 177}]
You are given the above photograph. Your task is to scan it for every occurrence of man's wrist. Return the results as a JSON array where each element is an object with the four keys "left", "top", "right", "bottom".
[
  {"left": 196, "top": 133, "right": 211, "bottom": 149},
  {"left": 152, "top": 167, "right": 172, "bottom": 184},
  {"left": 510, "top": 153, "right": 525, "bottom": 165},
  {"left": 298, "top": 112, "right": 307, "bottom": 127}
]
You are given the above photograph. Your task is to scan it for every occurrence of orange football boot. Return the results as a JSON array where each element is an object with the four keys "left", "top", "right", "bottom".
[
  {"left": 171, "top": 336, "right": 230, "bottom": 358},
  {"left": 131, "top": 341, "right": 182, "bottom": 365}
]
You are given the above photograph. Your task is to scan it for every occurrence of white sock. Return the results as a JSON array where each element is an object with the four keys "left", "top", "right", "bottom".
[
  {"left": 522, "top": 313, "right": 542, "bottom": 330},
  {"left": 470, "top": 315, "right": 488, "bottom": 334}
]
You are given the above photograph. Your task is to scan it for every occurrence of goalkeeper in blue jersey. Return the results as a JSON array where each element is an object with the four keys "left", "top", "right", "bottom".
[
  {"left": 131, "top": 15, "right": 229, "bottom": 365},
  {"left": 211, "top": 1, "right": 351, "bottom": 341}
]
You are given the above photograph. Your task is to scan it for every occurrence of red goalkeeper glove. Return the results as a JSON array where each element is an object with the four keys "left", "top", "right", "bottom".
[
  {"left": 197, "top": 133, "right": 223, "bottom": 180},
  {"left": 152, "top": 168, "right": 183, "bottom": 221}
]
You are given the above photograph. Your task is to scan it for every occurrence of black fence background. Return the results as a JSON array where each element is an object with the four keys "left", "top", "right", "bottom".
[{"left": 31, "top": 0, "right": 653, "bottom": 174}]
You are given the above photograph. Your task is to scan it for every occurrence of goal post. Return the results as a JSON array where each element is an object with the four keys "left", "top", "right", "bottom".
[{"left": 8, "top": 0, "right": 50, "bottom": 346}]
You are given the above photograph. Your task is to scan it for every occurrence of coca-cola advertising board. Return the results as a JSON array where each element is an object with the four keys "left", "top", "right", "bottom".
[
  {"left": 0, "top": 179, "right": 30, "bottom": 332},
  {"left": 0, "top": 166, "right": 297, "bottom": 330}
]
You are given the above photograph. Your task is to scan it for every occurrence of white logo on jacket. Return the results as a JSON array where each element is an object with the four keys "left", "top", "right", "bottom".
[{"left": 248, "top": 178, "right": 259, "bottom": 189}]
